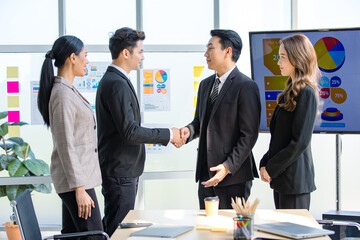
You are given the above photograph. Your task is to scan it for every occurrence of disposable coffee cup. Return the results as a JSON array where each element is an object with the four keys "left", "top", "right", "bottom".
[{"left": 204, "top": 196, "right": 219, "bottom": 216}]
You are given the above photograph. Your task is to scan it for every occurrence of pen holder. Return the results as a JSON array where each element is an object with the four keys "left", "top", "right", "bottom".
[{"left": 233, "top": 214, "right": 254, "bottom": 240}]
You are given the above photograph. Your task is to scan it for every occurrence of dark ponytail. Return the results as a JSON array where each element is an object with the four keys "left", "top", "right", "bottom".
[{"left": 37, "top": 35, "right": 84, "bottom": 127}]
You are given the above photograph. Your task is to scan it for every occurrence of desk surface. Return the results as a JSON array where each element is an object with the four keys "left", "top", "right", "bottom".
[{"left": 111, "top": 209, "right": 331, "bottom": 240}]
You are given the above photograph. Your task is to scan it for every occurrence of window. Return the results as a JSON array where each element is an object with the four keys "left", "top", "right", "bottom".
[
  {"left": 0, "top": 0, "right": 58, "bottom": 44},
  {"left": 143, "top": 0, "right": 213, "bottom": 44},
  {"left": 65, "top": 0, "right": 136, "bottom": 44}
]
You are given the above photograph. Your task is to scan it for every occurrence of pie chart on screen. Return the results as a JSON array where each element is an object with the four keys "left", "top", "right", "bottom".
[
  {"left": 314, "top": 37, "right": 345, "bottom": 73},
  {"left": 155, "top": 70, "right": 167, "bottom": 83}
]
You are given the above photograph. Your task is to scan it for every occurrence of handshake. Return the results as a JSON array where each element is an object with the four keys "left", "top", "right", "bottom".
[{"left": 170, "top": 127, "right": 190, "bottom": 148}]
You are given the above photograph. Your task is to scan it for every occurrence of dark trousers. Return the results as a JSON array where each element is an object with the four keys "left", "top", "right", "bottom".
[
  {"left": 58, "top": 188, "right": 103, "bottom": 240},
  {"left": 198, "top": 181, "right": 252, "bottom": 209},
  {"left": 273, "top": 191, "right": 311, "bottom": 210},
  {"left": 101, "top": 176, "right": 139, "bottom": 237}
]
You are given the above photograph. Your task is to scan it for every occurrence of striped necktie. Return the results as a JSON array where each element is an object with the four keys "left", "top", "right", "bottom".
[{"left": 210, "top": 78, "right": 220, "bottom": 103}]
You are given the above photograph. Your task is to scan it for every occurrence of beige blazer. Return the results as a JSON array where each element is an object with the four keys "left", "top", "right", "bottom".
[{"left": 49, "top": 76, "right": 101, "bottom": 194}]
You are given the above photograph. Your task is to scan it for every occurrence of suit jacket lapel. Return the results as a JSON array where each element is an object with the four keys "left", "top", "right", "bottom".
[
  {"left": 209, "top": 68, "right": 237, "bottom": 120},
  {"left": 200, "top": 77, "right": 216, "bottom": 124},
  {"left": 108, "top": 66, "right": 140, "bottom": 110}
]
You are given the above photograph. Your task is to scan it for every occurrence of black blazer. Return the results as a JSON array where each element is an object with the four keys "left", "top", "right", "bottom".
[
  {"left": 95, "top": 66, "right": 170, "bottom": 178},
  {"left": 260, "top": 85, "right": 318, "bottom": 194},
  {"left": 187, "top": 67, "right": 261, "bottom": 186}
]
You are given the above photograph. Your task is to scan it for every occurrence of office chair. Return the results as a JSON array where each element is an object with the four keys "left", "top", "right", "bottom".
[
  {"left": 10, "top": 189, "right": 109, "bottom": 240},
  {"left": 318, "top": 220, "right": 360, "bottom": 239}
]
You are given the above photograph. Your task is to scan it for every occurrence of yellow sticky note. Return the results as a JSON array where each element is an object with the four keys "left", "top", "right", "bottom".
[
  {"left": 8, "top": 125, "right": 20, "bottom": 137},
  {"left": 194, "top": 66, "right": 204, "bottom": 77},
  {"left": 7, "top": 96, "right": 19, "bottom": 108},
  {"left": 194, "top": 97, "right": 197, "bottom": 108},
  {"left": 194, "top": 81, "right": 200, "bottom": 92},
  {"left": 196, "top": 226, "right": 212, "bottom": 231},
  {"left": 7, "top": 67, "right": 19, "bottom": 78},
  {"left": 211, "top": 227, "right": 229, "bottom": 232}
]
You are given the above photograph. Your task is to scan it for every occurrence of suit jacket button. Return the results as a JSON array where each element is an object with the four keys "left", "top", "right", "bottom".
[
  {"left": 94, "top": 125, "right": 96, "bottom": 129},
  {"left": 95, "top": 148, "right": 97, "bottom": 152}
]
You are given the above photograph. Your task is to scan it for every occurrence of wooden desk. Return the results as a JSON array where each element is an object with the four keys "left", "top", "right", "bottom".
[{"left": 111, "top": 209, "right": 331, "bottom": 239}]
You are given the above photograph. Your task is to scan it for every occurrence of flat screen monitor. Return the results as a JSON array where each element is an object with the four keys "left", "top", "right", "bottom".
[{"left": 249, "top": 28, "right": 360, "bottom": 133}]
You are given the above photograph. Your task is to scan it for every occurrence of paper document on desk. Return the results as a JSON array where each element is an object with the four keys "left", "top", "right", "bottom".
[
  {"left": 127, "top": 237, "right": 175, "bottom": 240},
  {"left": 130, "top": 225, "right": 194, "bottom": 238}
]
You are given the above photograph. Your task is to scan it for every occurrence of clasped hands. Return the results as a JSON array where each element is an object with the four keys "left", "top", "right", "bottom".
[{"left": 170, "top": 127, "right": 190, "bottom": 148}]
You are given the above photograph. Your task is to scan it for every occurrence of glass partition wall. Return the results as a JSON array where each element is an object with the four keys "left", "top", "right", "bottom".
[{"left": 1, "top": 0, "right": 359, "bottom": 227}]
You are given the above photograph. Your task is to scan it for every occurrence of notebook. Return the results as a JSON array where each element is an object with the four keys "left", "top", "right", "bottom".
[
  {"left": 130, "top": 225, "right": 194, "bottom": 238},
  {"left": 254, "top": 222, "right": 334, "bottom": 239}
]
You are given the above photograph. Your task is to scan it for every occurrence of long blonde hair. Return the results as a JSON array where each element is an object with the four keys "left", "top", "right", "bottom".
[{"left": 277, "top": 34, "right": 320, "bottom": 112}]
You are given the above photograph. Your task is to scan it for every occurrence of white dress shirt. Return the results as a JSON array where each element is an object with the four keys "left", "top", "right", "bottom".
[{"left": 211, "top": 65, "right": 236, "bottom": 95}]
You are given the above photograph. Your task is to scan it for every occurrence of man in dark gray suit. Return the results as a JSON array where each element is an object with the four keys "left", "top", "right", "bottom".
[
  {"left": 180, "top": 29, "right": 261, "bottom": 209},
  {"left": 95, "top": 27, "right": 181, "bottom": 237}
]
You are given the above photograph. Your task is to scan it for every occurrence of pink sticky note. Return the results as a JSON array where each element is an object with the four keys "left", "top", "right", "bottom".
[
  {"left": 8, "top": 111, "right": 20, "bottom": 122},
  {"left": 7, "top": 81, "right": 19, "bottom": 93}
]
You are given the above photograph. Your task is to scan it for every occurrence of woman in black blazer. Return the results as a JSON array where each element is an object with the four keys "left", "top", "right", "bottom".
[{"left": 260, "top": 34, "right": 320, "bottom": 210}]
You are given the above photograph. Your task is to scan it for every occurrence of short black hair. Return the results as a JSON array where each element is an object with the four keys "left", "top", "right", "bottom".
[
  {"left": 109, "top": 27, "right": 145, "bottom": 60},
  {"left": 210, "top": 29, "right": 242, "bottom": 62}
]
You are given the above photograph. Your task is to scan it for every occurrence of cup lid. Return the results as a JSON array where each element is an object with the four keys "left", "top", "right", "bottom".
[{"left": 204, "top": 196, "right": 219, "bottom": 201}]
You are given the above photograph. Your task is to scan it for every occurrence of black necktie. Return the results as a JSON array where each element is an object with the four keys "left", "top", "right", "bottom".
[{"left": 210, "top": 78, "right": 220, "bottom": 103}]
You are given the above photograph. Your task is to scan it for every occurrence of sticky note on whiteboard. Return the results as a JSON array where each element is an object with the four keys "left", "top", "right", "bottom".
[
  {"left": 8, "top": 125, "right": 20, "bottom": 137},
  {"left": 7, "top": 96, "right": 19, "bottom": 108},
  {"left": 7, "top": 66, "right": 19, "bottom": 78},
  {"left": 8, "top": 111, "right": 20, "bottom": 122},
  {"left": 193, "top": 66, "right": 204, "bottom": 78},
  {"left": 7, "top": 81, "right": 19, "bottom": 93}
]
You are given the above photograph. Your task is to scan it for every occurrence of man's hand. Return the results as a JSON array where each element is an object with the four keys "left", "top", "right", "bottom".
[
  {"left": 171, "top": 127, "right": 189, "bottom": 148},
  {"left": 260, "top": 166, "right": 272, "bottom": 183},
  {"left": 201, "top": 164, "right": 229, "bottom": 188},
  {"left": 171, "top": 127, "right": 184, "bottom": 148},
  {"left": 180, "top": 127, "right": 190, "bottom": 141},
  {"left": 75, "top": 187, "right": 94, "bottom": 220}
]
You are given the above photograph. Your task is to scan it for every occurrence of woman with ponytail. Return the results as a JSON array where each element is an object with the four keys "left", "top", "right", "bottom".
[
  {"left": 38, "top": 36, "right": 103, "bottom": 238},
  {"left": 259, "top": 34, "right": 320, "bottom": 210}
]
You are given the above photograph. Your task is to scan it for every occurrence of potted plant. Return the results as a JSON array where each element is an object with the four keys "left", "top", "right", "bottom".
[{"left": 0, "top": 111, "right": 52, "bottom": 240}]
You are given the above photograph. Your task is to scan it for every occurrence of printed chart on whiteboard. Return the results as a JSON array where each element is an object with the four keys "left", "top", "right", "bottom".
[
  {"left": 140, "top": 69, "right": 170, "bottom": 112},
  {"left": 73, "top": 62, "right": 109, "bottom": 92}
]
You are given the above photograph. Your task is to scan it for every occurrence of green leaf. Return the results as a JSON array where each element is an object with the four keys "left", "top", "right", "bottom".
[
  {"left": 10, "top": 122, "right": 28, "bottom": 126},
  {"left": 0, "top": 111, "right": 8, "bottom": 120},
  {"left": 6, "top": 185, "right": 30, "bottom": 201},
  {"left": 0, "top": 154, "right": 17, "bottom": 170},
  {"left": 32, "top": 184, "right": 52, "bottom": 194},
  {"left": 7, "top": 137, "right": 24, "bottom": 145},
  {"left": 23, "top": 159, "right": 50, "bottom": 176},
  {"left": 0, "top": 141, "right": 15, "bottom": 150},
  {"left": 29, "top": 151, "right": 36, "bottom": 160},
  {"left": 8, "top": 159, "right": 28, "bottom": 176},
  {"left": 13, "top": 143, "right": 33, "bottom": 160},
  {"left": 0, "top": 186, "right": 6, "bottom": 197},
  {"left": 0, "top": 122, "right": 10, "bottom": 137}
]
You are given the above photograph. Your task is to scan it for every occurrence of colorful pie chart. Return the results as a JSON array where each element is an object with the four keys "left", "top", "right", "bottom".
[
  {"left": 314, "top": 37, "right": 345, "bottom": 73},
  {"left": 155, "top": 70, "right": 167, "bottom": 83}
]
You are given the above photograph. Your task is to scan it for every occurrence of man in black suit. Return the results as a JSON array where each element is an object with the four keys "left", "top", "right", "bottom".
[
  {"left": 180, "top": 29, "right": 261, "bottom": 209},
  {"left": 95, "top": 27, "right": 181, "bottom": 237}
]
